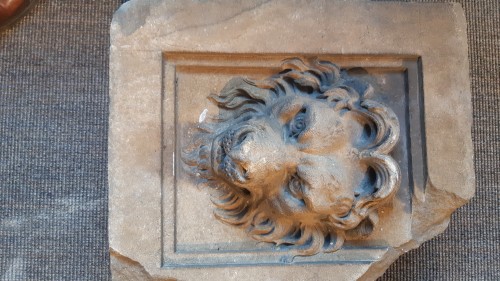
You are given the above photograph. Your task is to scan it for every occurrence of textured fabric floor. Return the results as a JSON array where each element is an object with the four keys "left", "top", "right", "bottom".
[{"left": 0, "top": 1, "right": 498, "bottom": 280}]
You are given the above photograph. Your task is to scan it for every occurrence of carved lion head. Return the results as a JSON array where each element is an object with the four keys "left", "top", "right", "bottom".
[{"left": 183, "top": 58, "right": 401, "bottom": 255}]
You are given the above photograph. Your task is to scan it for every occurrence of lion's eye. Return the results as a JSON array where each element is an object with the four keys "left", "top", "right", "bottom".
[
  {"left": 288, "top": 108, "right": 307, "bottom": 139},
  {"left": 288, "top": 174, "right": 304, "bottom": 199}
]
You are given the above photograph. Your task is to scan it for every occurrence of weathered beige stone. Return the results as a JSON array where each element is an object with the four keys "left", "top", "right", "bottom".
[{"left": 109, "top": 1, "right": 474, "bottom": 280}]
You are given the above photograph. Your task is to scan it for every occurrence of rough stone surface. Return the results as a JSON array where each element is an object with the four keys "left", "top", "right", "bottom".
[{"left": 109, "top": 0, "right": 474, "bottom": 280}]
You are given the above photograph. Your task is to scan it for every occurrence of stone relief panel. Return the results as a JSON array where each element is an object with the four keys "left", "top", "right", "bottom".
[
  {"left": 109, "top": 2, "right": 473, "bottom": 279},
  {"left": 182, "top": 58, "right": 401, "bottom": 255},
  {"left": 160, "top": 53, "right": 421, "bottom": 267}
]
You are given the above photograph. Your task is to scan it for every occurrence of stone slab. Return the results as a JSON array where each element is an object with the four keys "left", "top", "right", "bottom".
[{"left": 109, "top": 1, "right": 474, "bottom": 280}]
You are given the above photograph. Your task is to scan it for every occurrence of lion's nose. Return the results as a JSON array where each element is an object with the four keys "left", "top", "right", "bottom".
[
  {"left": 229, "top": 128, "right": 277, "bottom": 179},
  {"left": 226, "top": 121, "right": 290, "bottom": 187},
  {"left": 228, "top": 130, "right": 254, "bottom": 169}
]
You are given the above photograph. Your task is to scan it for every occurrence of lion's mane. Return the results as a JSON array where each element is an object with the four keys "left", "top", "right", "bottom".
[{"left": 183, "top": 58, "right": 401, "bottom": 255}]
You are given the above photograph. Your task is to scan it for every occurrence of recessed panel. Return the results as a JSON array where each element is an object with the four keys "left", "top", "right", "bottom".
[{"left": 161, "top": 53, "right": 423, "bottom": 267}]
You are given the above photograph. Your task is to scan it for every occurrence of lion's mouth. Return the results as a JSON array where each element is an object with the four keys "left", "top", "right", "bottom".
[{"left": 211, "top": 127, "right": 252, "bottom": 184}]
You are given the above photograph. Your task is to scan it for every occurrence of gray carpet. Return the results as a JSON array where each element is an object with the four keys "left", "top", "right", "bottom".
[{"left": 0, "top": 0, "right": 498, "bottom": 280}]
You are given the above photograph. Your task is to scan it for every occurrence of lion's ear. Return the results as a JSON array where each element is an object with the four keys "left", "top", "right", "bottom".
[
  {"left": 357, "top": 99, "right": 400, "bottom": 155},
  {"left": 349, "top": 151, "right": 400, "bottom": 232}
]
